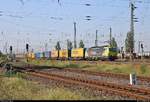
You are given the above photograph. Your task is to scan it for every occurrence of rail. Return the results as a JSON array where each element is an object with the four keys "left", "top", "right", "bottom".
[{"left": 19, "top": 68, "right": 150, "bottom": 100}]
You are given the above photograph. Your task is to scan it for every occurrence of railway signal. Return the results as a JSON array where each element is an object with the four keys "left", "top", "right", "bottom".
[
  {"left": 10, "top": 46, "right": 12, "bottom": 54},
  {"left": 141, "top": 43, "right": 144, "bottom": 54},
  {"left": 26, "top": 43, "right": 29, "bottom": 62},
  {"left": 9, "top": 46, "right": 14, "bottom": 62},
  {"left": 141, "top": 43, "right": 143, "bottom": 49},
  {"left": 26, "top": 43, "right": 29, "bottom": 52}
]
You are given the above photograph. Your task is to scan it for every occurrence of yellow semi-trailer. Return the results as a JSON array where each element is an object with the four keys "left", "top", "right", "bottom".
[
  {"left": 51, "top": 50, "right": 59, "bottom": 60},
  {"left": 27, "top": 52, "right": 32, "bottom": 59},
  {"left": 31, "top": 53, "right": 35, "bottom": 59},
  {"left": 71, "top": 48, "right": 86, "bottom": 60},
  {"left": 59, "top": 49, "right": 68, "bottom": 60}
]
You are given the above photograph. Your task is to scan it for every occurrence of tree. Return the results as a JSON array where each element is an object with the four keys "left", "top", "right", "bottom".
[
  {"left": 125, "top": 31, "right": 134, "bottom": 53},
  {"left": 55, "top": 41, "right": 61, "bottom": 50},
  {"left": 0, "top": 50, "right": 2, "bottom": 57},
  {"left": 110, "top": 37, "right": 117, "bottom": 48},
  {"left": 79, "top": 40, "right": 85, "bottom": 48},
  {"left": 67, "top": 40, "right": 73, "bottom": 50}
]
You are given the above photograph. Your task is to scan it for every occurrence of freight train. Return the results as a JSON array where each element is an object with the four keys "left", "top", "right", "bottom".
[{"left": 27, "top": 45, "right": 118, "bottom": 61}]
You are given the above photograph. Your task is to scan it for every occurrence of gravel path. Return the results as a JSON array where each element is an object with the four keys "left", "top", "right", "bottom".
[
  {"left": 40, "top": 68, "right": 150, "bottom": 89},
  {"left": 24, "top": 72, "right": 133, "bottom": 100}
]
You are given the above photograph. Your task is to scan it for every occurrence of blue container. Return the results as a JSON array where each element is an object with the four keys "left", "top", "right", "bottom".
[
  {"left": 39, "top": 52, "right": 44, "bottom": 58},
  {"left": 35, "top": 52, "right": 41, "bottom": 59}
]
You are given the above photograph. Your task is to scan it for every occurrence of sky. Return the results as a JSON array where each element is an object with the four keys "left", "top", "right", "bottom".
[{"left": 0, "top": 0, "right": 150, "bottom": 53}]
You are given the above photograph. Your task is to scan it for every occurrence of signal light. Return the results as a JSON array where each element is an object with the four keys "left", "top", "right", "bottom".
[
  {"left": 10, "top": 46, "right": 12, "bottom": 52},
  {"left": 26, "top": 44, "right": 29, "bottom": 52},
  {"left": 141, "top": 44, "right": 143, "bottom": 49}
]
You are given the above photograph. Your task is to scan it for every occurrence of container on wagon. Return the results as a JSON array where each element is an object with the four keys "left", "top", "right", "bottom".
[
  {"left": 71, "top": 48, "right": 86, "bottom": 59},
  {"left": 31, "top": 53, "right": 35, "bottom": 59},
  {"left": 35, "top": 52, "right": 41, "bottom": 59},
  {"left": 27, "top": 53, "right": 32, "bottom": 59},
  {"left": 59, "top": 49, "right": 71, "bottom": 60},
  {"left": 51, "top": 50, "right": 59, "bottom": 59},
  {"left": 59, "top": 49, "right": 68, "bottom": 58},
  {"left": 39, "top": 52, "right": 44, "bottom": 58},
  {"left": 44, "top": 51, "right": 51, "bottom": 59}
]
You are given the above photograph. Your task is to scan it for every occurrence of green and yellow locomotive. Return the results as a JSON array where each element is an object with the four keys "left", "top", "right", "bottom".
[{"left": 85, "top": 45, "right": 118, "bottom": 61}]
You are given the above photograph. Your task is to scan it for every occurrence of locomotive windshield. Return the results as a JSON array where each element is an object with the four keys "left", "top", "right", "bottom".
[{"left": 109, "top": 48, "right": 117, "bottom": 52}]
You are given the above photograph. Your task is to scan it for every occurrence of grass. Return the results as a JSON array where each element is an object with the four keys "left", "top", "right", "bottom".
[
  {"left": 0, "top": 56, "right": 7, "bottom": 64},
  {"left": 0, "top": 70, "right": 109, "bottom": 100},
  {"left": 0, "top": 75, "right": 94, "bottom": 100},
  {"left": 92, "top": 62, "right": 150, "bottom": 77},
  {"left": 28, "top": 60, "right": 93, "bottom": 69},
  {"left": 26, "top": 59, "right": 150, "bottom": 77}
]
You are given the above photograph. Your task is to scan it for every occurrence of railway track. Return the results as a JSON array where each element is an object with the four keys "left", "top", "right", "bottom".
[
  {"left": 60, "top": 59, "right": 150, "bottom": 64},
  {"left": 10, "top": 63, "right": 150, "bottom": 91},
  {"left": 1, "top": 63, "right": 150, "bottom": 100},
  {"left": 13, "top": 64, "right": 150, "bottom": 83},
  {"left": 64, "top": 68, "right": 150, "bottom": 83},
  {"left": 20, "top": 69, "right": 150, "bottom": 100}
]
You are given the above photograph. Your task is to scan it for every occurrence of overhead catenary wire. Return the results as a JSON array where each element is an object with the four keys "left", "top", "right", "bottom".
[{"left": 0, "top": 0, "right": 150, "bottom": 52}]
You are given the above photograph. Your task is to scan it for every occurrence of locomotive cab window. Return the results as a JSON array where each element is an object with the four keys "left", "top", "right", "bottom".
[{"left": 109, "top": 48, "right": 117, "bottom": 52}]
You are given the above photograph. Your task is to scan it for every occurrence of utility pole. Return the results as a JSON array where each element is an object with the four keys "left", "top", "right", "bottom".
[
  {"left": 95, "top": 30, "right": 98, "bottom": 46},
  {"left": 109, "top": 27, "right": 112, "bottom": 46},
  {"left": 74, "top": 22, "right": 77, "bottom": 48},
  {"left": 128, "top": 1, "right": 138, "bottom": 60},
  {"left": 4, "top": 42, "right": 8, "bottom": 54},
  {"left": 45, "top": 43, "right": 48, "bottom": 52},
  {"left": 130, "top": 2, "right": 138, "bottom": 53},
  {"left": 17, "top": 32, "right": 20, "bottom": 54}
]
